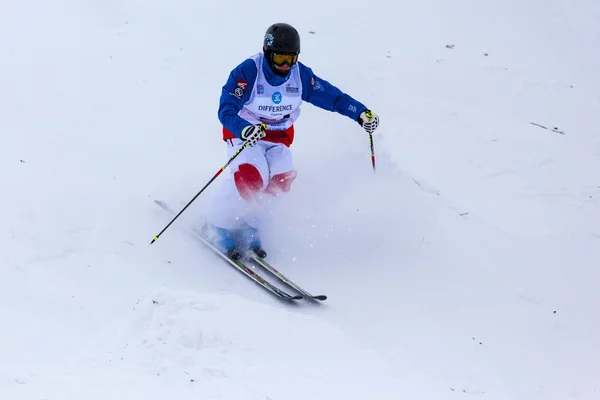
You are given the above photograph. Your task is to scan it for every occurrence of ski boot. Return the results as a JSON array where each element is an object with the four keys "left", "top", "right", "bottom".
[
  {"left": 200, "top": 223, "right": 242, "bottom": 260},
  {"left": 235, "top": 223, "right": 267, "bottom": 259}
]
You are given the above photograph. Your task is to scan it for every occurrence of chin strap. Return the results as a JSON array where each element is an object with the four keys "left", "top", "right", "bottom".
[{"left": 273, "top": 68, "right": 289, "bottom": 77}]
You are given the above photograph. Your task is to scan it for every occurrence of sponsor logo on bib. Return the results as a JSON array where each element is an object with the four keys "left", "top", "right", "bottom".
[{"left": 258, "top": 104, "right": 293, "bottom": 112}]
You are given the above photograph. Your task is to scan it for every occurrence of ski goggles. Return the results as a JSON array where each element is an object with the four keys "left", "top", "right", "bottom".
[{"left": 271, "top": 52, "right": 298, "bottom": 67}]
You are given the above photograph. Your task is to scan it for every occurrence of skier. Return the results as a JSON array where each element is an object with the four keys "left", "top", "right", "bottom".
[{"left": 202, "top": 22, "right": 379, "bottom": 260}]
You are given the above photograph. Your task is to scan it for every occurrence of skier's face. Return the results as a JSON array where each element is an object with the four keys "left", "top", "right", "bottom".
[
  {"left": 270, "top": 52, "right": 297, "bottom": 75},
  {"left": 274, "top": 63, "right": 291, "bottom": 74}
]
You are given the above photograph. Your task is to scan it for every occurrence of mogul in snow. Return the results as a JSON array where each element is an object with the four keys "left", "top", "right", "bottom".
[{"left": 202, "top": 22, "right": 379, "bottom": 260}]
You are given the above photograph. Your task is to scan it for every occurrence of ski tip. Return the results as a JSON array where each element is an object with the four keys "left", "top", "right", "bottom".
[{"left": 312, "top": 295, "right": 327, "bottom": 301}]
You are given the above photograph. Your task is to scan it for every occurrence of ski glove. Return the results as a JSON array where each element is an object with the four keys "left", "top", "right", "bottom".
[
  {"left": 358, "top": 110, "right": 379, "bottom": 134},
  {"left": 240, "top": 123, "right": 267, "bottom": 146}
]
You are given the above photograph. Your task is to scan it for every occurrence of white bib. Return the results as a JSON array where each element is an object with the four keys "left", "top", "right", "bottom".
[{"left": 238, "top": 53, "right": 303, "bottom": 131}]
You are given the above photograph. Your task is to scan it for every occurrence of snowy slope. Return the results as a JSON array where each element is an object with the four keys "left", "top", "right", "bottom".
[{"left": 1, "top": 0, "right": 600, "bottom": 399}]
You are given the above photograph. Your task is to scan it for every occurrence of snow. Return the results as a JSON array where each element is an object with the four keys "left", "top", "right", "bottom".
[{"left": 1, "top": 0, "right": 599, "bottom": 399}]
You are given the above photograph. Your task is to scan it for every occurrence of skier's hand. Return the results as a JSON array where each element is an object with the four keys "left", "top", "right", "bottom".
[
  {"left": 358, "top": 110, "right": 379, "bottom": 134},
  {"left": 241, "top": 124, "right": 267, "bottom": 146}
]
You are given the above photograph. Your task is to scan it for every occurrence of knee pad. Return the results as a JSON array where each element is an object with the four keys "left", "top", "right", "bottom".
[
  {"left": 265, "top": 170, "right": 297, "bottom": 196},
  {"left": 234, "top": 163, "right": 264, "bottom": 201}
]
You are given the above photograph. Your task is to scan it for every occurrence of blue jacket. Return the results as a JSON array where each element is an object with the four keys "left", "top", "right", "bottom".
[{"left": 218, "top": 55, "right": 368, "bottom": 138}]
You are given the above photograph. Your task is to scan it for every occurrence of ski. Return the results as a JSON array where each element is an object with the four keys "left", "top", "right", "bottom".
[
  {"left": 250, "top": 256, "right": 327, "bottom": 301},
  {"left": 195, "top": 234, "right": 303, "bottom": 301},
  {"left": 153, "top": 199, "right": 303, "bottom": 301}
]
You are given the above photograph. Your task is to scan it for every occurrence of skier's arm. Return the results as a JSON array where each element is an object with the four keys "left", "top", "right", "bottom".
[
  {"left": 217, "top": 59, "right": 259, "bottom": 138},
  {"left": 298, "top": 62, "right": 368, "bottom": 122}
]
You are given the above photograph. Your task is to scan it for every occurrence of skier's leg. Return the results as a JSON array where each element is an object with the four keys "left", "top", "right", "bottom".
[
  {"left": 204, "top": 139, "right": 269, "bottom": 256},
  {"left": 234, "top": 142, "right": 297, "bottom": 258},
  {"left": 264, "top": 142, "right": 297, "bottom": 198},
  {"left": 235, "top": 141, "right": 295, "bottom": 228}
]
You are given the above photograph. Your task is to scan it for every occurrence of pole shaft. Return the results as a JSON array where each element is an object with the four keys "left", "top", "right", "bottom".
[
  {"left": 150, "top": 140, "right": 251, "bottom": 244},
  {"left": 369, "top": 132, "right": 376, "bottom": 171}
]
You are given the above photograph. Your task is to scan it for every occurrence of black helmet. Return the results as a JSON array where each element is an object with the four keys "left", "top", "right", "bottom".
[
  {"left": 263, "top": 23, "right": 300, "bottom": 76},
  {"left": 263, "top": 23, "right": 301, "bottom": 54}
]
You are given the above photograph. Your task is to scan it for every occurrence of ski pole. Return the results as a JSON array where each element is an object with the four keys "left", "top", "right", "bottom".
[
  {"left": 150, "top": 126, "right": 264, "bottom": 245},
  {"left": 369, "top": 131, "right": 376, "bottom": 171},
  {"left": 362, "top": 110, "right": 376, "bottom": 171}
]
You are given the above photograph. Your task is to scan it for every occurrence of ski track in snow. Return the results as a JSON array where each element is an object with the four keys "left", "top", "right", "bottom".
[{"left": 1, "top": 0, "right": 600, "bottom": 399}]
